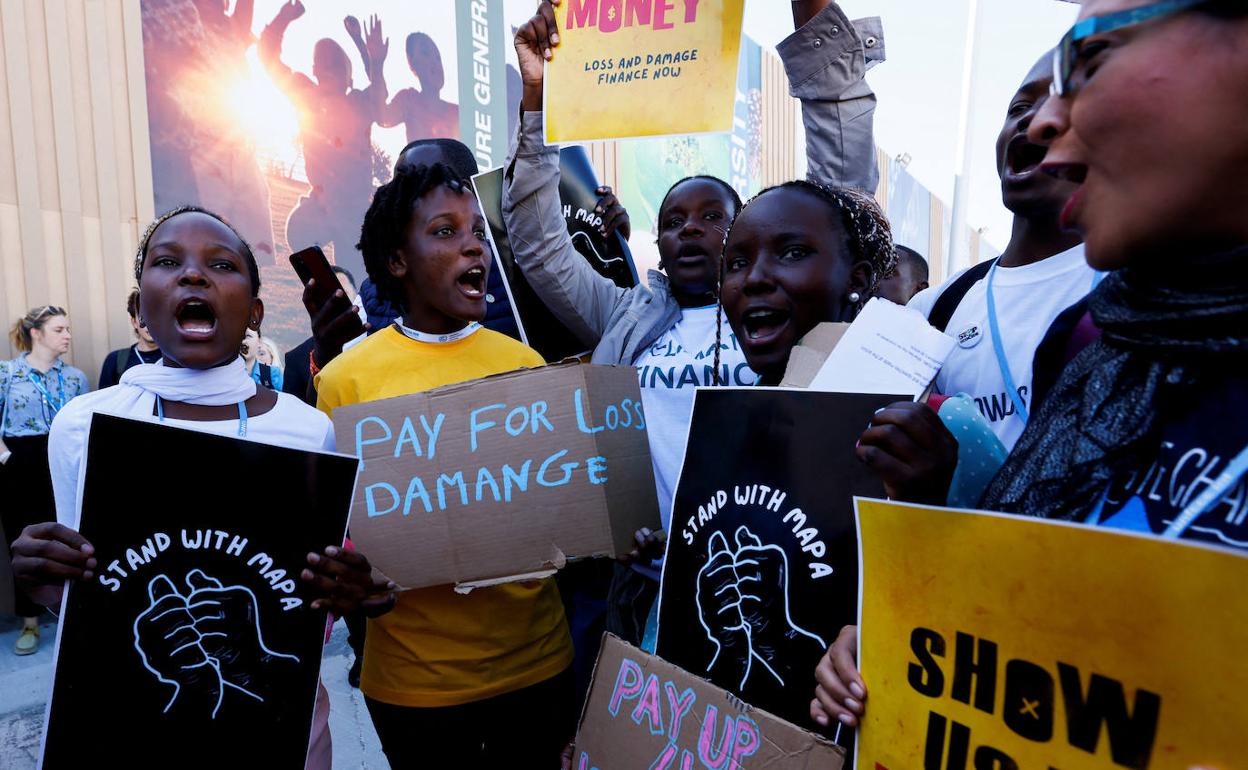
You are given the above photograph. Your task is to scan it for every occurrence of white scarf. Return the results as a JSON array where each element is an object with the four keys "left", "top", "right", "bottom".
[
  {"left": 117, "top": 356, "right": 256, "bottom": 405},
  {"left": 49, "top": 357, "right": 257, "bottom": 526}
]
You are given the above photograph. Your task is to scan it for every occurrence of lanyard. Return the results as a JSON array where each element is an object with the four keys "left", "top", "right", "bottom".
[
  {"left": 27, "top": 368, "right": 67, "bottom": 426},
  {"left": 134, "top": 345, "right": 159, "bottom": 365},
  {"left": 1163, "top": 444, "right": 1248, "bottom": 540},
  {"left": 155, "top": 395, "right": 249, "bottom": 437},
  {"left": 985, "top": 263, "right": 1105, "bottom": 427},
  {"left": 393, "top": 321, "right": 481, "bottom": 344}
]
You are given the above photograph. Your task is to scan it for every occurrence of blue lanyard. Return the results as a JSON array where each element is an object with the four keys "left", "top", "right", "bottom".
[
  {"left": 27, "top": 368, "right": 67, "bottom": 426},
  {"left": 985, "top": 263, "right": 1105, "bottom": 427},
  {"left": 1163, "top": 444, "right": 1248, "bottom": 540},
  {"left": 155, "top": 395, "right": 248, "bottom": 437}
]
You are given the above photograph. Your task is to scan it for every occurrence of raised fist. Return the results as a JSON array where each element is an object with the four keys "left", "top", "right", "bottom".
[
  {"left": 133, "top": 574, "right": 221, "bottom": 716},
  {"left": 133, "top": 570, "right": 300, "bottom": 719},
  {"left": 695, "top": 526, "right": 827, "bottom": 691}
]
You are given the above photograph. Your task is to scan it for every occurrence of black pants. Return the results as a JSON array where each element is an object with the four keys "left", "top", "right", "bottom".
[
  {"left": 365, "top": 667, "right": 575, "bottom": 769},
  {"left": 0, "top": 434, "right": 54, "bottom": 619}
]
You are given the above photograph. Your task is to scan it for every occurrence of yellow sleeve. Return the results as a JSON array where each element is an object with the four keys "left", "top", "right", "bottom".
[
  {"left": 519, "top": 347, "right": 546, "bottom": 370},
  {"left": 314, "top": 367, "right": 339, "bottom": 417}
]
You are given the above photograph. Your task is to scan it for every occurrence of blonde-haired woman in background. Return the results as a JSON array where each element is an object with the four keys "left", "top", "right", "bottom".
[
  {"left": 1, "top": 306, "right": 88, "bottom": 654},
  {"left": 243, "top": 328, "right": 284, "bottom": 391}
]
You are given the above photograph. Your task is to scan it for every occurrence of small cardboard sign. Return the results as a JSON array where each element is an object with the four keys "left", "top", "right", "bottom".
[
  {"left": 855, "top": 498, "right": 1248, "bottom": 770},
  {"left": 656, "top": 388, "right": 896, "bottom": 729},
  {"left": 40, "top": 415, "right": 356, "bottom": 769},
  {"left": 472, "top": 145, "right": 639, "bottom": 363},
  {"left": 574, "top": 634, "right": 845, "bottom": 769},
  {"left": 332, "top": 362, "right": 659, "bottom": 590},
  {"left": 545, "top": 0, "right": 746, "bottom": 142}
]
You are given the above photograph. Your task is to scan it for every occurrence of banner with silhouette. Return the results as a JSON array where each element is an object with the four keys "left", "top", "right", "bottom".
[
  {"left": 138, "top": 0, "right": 524, "bottom": 353},
  {"left": 854, "top": 498, "right": 1248, "bottom": 770},
  {"left": 40, "top": 415, "right": 356, "bottom": 769},
  {"left": 654, "top": 388, "right": 895, "bottom": 729},
  {"left": 473, "top": 146, "right": 639, "bottom": 362}
]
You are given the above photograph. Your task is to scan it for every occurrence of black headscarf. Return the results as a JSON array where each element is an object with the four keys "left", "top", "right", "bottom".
[{"left": 979, "top": 246, "right": 1248, "bottom": 520}]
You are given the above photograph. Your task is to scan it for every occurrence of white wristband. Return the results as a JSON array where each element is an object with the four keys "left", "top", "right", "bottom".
[{"left": 0, "top": 450, "right": 11, "bottom": 465}]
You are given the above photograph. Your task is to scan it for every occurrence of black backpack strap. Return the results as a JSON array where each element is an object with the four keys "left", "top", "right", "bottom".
[
  {"left": 258, "top": 363, "right": 273, "bottom": 389},
  {"left": 116, "top": 346, "right": 132, "bottom": 378},
  {"left": 926, "top": 258, "right": 997, "bottom": 332}
]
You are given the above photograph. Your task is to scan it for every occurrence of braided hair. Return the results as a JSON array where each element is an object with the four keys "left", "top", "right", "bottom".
[
  {"left": 357, "top": 162, "right": 471, "bottom": 312},
  {"left": 134, "top": 206, "right": 261, "bottom": 298},
  {"left": 711, "top": 180, "right": 897, "bottom": 385}
]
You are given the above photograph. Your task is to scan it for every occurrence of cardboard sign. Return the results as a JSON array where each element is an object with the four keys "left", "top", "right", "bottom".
[
  {"left": 545, "top": 0, "right": 746, "bottom": 142},
  {"left": 473, "top": 145, "right": 639, "bottom": 363},
  {"left": 656, "top": 388, "right": 896, "bottom": 728},
  {"left": 41, "top": 415, "right": 356, "bottom": 769},
  {"left": 854, "top": 498, "right": 1248, "bottom": 770},
  {"left": 575, "top": 634, "right": 845, "bottom": 769},
  {"left": 331, "top": 363, "right": 659, "bottom": 590}
]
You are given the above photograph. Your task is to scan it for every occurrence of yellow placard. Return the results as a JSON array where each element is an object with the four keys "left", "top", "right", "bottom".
[
  {"left": 544, "top": 0, "right": 745, "bottom": 143},
  {"left": 854, "top": 498, "right": 1248, "bottom": 770}
]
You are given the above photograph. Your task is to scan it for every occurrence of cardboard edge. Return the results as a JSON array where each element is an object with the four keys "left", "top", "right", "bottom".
[{"left": 453, "top": 568, "right": 560, "bottom": 594}]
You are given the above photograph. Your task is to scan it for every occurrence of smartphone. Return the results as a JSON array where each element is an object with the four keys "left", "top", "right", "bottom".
[
  {"left": 289, "top": 246, "right": 343, "bottom": 305},
  {"left": 289, "top": 246, "right": 366, "bottom": 336}
]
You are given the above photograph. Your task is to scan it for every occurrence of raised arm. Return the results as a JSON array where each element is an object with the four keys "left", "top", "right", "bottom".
[
  {"left": 230, "top": 0, "right": 255, "bottom": 47},
  {"left": 501, "top": 3, "right": 631, "bottom": 346},
  {"left": 352, "top": 14, "right": 389, "bottom": 112},
  {"left": 260, "top": 0, "right": 313, "bottom": 92},
  {"left": 777, "top": 1, "right": 885, "bottom": 192}
]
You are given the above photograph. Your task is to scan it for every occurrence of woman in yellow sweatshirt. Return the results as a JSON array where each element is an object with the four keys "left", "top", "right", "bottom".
[{"left": 316, "top": 163, "right": 573, "bottom": 767}]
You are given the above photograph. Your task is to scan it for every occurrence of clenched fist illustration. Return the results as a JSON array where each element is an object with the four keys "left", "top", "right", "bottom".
[
  {"left": 695, "top": 526, "right": 827, "bottom": 690},
  {"left": 133, "top": 570, "right": 299, "bottom": 719}
]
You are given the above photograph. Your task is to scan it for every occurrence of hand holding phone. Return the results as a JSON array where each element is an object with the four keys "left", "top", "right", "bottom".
[{"left": 290, "top": 246, "right": 367, "bottom": 368}]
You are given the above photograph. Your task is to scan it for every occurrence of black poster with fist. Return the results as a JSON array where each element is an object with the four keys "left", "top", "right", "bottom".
[
  {"left": 41, "top": 415, "right": 355, "bottom": 769},
  {"left": 655, "top": 388, "right": 896, "bottom": 731},
  {"left": 472, "top": 144, "right": 638, "bottom": 363}
]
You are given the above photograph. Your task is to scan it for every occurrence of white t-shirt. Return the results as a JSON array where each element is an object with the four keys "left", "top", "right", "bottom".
[
  {"left": 907, "top": 244, "right": 1097, "bottom": 451},
  {"left": 51, "top": 389, "right": 336, "bottom": 528},
  {"left": 631, "top": 305, "right": 756, "bottom": 530}
]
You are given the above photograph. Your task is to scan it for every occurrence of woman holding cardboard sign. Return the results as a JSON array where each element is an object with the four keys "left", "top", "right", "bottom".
[
  {"left": 813, "top": 0, "right": 1248, "bottom": 732},
  {"left": 315, "top": 162, "right": 576, "bottom": 767}
]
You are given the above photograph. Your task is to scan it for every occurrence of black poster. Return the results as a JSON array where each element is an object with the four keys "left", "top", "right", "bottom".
[
  {"left": 41, "top": 415, "right": 356, "bottom": 769},
  {"left": 655, "top": 388, "right": 898, "bottom": 729},
  {"left": 473, "top": 145, "right": 638, "bottom": 363}
]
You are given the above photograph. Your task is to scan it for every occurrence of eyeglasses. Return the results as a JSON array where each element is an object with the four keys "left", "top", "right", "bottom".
[{"left": 1051, "top": 0, "right": 1220, "bottom": 97}]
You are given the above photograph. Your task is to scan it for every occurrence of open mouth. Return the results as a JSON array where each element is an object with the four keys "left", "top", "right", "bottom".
[
  {"left": 675, "top": 243, "right": 709, "bottom": 265},
  {"left": 741, "top": 306, "right": 791, "bottom": 345},
  {"left": 1041, "top": 161, "right": 1088, "bottom": 185},
  {"left": 174, "top": 298, "right": 217, "bottom": 338},
  {"left": 1006, "top": 138, "right": 1048, "bottom": 179},
  {"left": 456, "top": 265, "right": 486, "bottom": 298}
]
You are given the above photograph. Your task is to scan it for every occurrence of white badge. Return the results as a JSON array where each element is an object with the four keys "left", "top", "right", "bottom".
[{"left": 956, "top": 324, "right": 983, "bottom": 349}]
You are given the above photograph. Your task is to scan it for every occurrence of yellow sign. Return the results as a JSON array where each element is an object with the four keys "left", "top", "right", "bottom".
[
  {"left": 854, "top": 498, "right": 1248, "bottom": 770},
  {"left": 544, "top": 0, "right": 745, "bottom": 143}
]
